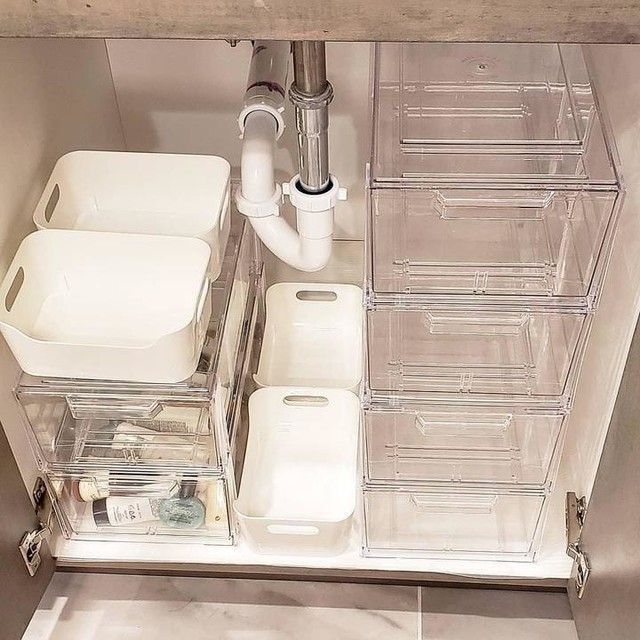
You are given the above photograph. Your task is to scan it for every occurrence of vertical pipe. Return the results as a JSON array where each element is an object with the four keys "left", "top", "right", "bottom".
[
  {"left": 290, "top": 41, "right": 333, "bottom": 193},
  {"left": 292, "top": 41, "right": 327, "bottom": 95}
]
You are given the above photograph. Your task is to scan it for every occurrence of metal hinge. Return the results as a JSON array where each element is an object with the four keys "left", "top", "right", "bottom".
[
  {"left": 18, "top": 477, "right": 53, "bottom": 577},
  {"left": 566, "top": 491, "right": 590, "bottom": 599}
]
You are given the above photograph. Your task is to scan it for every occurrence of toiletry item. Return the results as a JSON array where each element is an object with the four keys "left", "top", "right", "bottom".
[
  {"left": 92, "top": 480, "right": 205, "bottom": 529},
  {"left": 111, "top": 422, "right": 204, "bottom": 462},
  {"left": 92, "top": 496, "right": 161, "bottom": 527},
  {"left": 130, "top": 406, "right": 203, "bottom": 434},
  {"left": 69, "top": 473, "right": 110, "bottom": 502},
  {"left": 68, "top": 472, "right": 181, "bottom": 503},
  {"left": 159, "top": 496, "right": 205, "bottom": 529},
  {"left": 159, "top": 479, "right": 206, "bottom": 529}
]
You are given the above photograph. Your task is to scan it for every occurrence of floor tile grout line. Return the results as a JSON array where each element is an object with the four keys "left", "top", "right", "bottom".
[{"left": 417, "top": 586, "right": 423, "bottom": 639}]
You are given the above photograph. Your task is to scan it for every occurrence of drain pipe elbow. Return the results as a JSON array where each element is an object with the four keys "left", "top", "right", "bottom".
[{"left": 236, "top": 40, "right": 345, "bottom": 273}]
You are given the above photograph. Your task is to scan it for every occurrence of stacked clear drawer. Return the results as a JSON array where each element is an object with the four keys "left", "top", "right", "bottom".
[
  {"left": 16, "top": 218, "right": 262, "bottom": 544},
  {"left": 363, "top": 43, "right": 622, "bottom": 560}
]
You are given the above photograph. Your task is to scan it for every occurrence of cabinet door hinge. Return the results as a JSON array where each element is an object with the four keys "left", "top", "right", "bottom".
[
  {"left": 18, "top": 477, "right": 53, "bottom": 577},
  {"left": 565, "top": 491, "right": 590, "bottom": 599}
]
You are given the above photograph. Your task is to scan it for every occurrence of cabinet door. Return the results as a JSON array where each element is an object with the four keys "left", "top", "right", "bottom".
[
  {"left": 569, "top": 311, "right": 640, "bottom": 639},
  {"left": 0, "top": 424, "right": 54, "bottom": 639}
]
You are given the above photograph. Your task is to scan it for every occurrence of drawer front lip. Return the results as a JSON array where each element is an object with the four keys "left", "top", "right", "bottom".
[
  {"left": 362, "top": 486, "right": 548, "bottom": 562},
  {"left": 362, "top": 406, "right": 567, "bottom": 490}
]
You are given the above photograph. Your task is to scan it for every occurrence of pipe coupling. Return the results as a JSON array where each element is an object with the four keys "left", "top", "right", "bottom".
[{"left": 289, "top": 82, "right": 334, "bottom": 110}]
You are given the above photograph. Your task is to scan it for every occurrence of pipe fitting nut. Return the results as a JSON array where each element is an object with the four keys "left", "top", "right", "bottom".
[{"left": 289, "top": 82, "right": 334, "bottom": 110}]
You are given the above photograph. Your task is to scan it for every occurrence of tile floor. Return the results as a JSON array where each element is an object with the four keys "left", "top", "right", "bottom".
[{"left": 23, "top": 573, "right": 578, "bottom": 639}]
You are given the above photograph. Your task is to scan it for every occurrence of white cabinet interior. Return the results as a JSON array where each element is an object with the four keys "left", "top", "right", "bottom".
[{"left": 1, "top": 39, "right": 640, "bottom": 582}]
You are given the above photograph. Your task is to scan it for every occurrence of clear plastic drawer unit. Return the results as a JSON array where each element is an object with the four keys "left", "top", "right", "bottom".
[
  {"left": 363, "top": 405, "right": 566, "bottom": 489},
  {"left": 47, "top": 470, "right": 233, "bottom": 544},
  {"left": 366, "top": 305, "right": 590, "bottom": 409},
  {"left": 367, "top": 187, "right": 620, "bottom": 309},
  {"left": 371, "top": 43, "right": 619, "bottom": 188},
  {"left": 16, "top": 219, "right": 261, "bottom": 473},
  {"left": 363, "top": 486, "right": 547, "bottom": 561}
]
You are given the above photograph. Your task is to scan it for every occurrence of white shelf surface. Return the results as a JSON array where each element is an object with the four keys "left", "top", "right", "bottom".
[
  {"left": 54, "top": 470, "right": 574, "bottom": 580},
  {"left": 53, "top": 535, "right": 572, "bottom": 580}
]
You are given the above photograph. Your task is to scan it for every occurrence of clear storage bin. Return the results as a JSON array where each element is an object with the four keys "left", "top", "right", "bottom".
[
  {"left": 371, "top": 43, "right": 618, "bottom": 187},
  {"left": 16, "top": 218, "right": 261, "bottom": 472},
  {"left": 47, "top": 470, "right": 232, "bottom": 544},
  {"left": 368, "top": 187, "right": 620, "bottom": 307},
  {"left": 366, "top": 306, "right": 590, "bottom": 408},
  {"left": 363, "top": 405, "right": 566, "bottom": 488},
  {"left": 363, "top": 486, "right": 547, "bottom": 561}
]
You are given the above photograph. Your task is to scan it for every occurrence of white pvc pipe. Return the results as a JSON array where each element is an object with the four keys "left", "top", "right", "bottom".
[
  {"left": 241, "top": 110, "right": 278, "bottom": 203},
  {"left": 239, "top": 104, "right": 334, "bottom": 273},
  {"left": 250, "top": 215, "right": 332, "bottom": 273}
]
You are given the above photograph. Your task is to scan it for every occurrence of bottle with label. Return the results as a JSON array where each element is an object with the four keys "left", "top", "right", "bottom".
[
  {"left": 92, "top": 496, "right": 162, "bottom": 527},
  {"left": 158, "top": 479, "right": 206, "bottom": 529},
  {"left": 91, "top": 479, "right": 206, "bottom": 529},
  {"left": 69, "top": 473, "right": 111, "bottom": 502}
]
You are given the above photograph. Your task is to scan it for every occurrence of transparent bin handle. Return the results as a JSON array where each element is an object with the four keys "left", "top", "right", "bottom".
[
  {"left": 434, "top": 189, "right": 556, "bottom": 213},
  {"left": 66, "top": 396, "right": 162, "bottom": 420},
  {"left": 410, "top": 493, "right": 497, "bottom": 515}
]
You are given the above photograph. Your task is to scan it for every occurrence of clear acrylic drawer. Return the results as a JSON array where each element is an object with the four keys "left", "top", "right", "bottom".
[
  {"left": 371, "top": 43, "right": 618, "bottom": 187},
  {"left": 363, "top": 405, "right": 566, "bottom": 488},
  {"left": 366, "top": 306, "right": 590, "bottom": 408},
  {"left": 368, "top": 187, "right": 619, "bottom": 308},
  {"left": 363, "top": 487, "right": 546, "bottom": 561},
  {"left": 16, "top": 218, "right": 261, "bottom": 471},
  {"left": 47, "top": 470, "right": 232, "bottom": 544}
]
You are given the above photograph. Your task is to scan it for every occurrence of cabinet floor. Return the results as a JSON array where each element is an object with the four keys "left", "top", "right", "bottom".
[{"left": 22, "top": 572, "right": 578, "bottom": 639}]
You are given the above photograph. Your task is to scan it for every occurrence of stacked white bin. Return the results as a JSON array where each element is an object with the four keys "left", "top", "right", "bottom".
[
  {"left": 14, "top": 164, "right": 263, "bottom": 545},
  {"left": 363, "top": 43, "right": 622, "bottom": 560}
]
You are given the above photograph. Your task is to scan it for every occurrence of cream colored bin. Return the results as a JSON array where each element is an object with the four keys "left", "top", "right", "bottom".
[
  {"left": 255, "top": 283, "right": 363, "bottom": 390},
  {"left": 0, "top": 230, "right": 212, "bottom": 383},
  {"left": 33, "top": 151, "right": 231, "bottom": 279},
  {"left": 235, "top": 387, "right": 360, "bottom": 555}
]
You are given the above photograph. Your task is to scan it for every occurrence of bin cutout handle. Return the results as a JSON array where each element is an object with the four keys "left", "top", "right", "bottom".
[
  {"left": 266, "top": 524, "right": 320, "bottom": 536},
  {"left": 5, "top": 267, "right": 24, "bottom": 312},
  {"left": 44, "top": 184, "right": 60, "bottom": 223},
  {"left": 295, "top": 289, "right": 337, "bottom": 302}
]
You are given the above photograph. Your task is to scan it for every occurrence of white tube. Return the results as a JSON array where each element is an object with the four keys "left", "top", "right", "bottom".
[
  {"left": 241, "top": 110, "right": 278, "bottom": 204},
  {"left": 239, "top": 109, "right": 335, "bottom": 273},
  {"left": 239, "top": 40, "right": 289, "bottom": 138},
  {"left": 236, "top": 42, "right": 339, "bottom": 273},
  {"left": 249, "top": 216, "right": 332, "bottom": 273}
]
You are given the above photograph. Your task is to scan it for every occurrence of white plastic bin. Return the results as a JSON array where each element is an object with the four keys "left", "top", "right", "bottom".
[
  {"left": 33, "top": 151, "right": 231, "bottom": 279},
  {"left": 0, "top": 230, "right": 212, "bottom": 383},
  {"left": 234, "top": 387, "right": 360, "bottom": 555},
  {"left": 255, "top": 283, "right": 363, "bottom": 390}
]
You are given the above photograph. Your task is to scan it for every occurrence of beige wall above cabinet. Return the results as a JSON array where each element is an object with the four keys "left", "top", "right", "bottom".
[{"left": 2, "top": 0, "right": 640, "bottom": 43}]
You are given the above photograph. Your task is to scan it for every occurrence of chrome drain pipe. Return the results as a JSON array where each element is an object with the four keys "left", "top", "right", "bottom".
[{"left": 290, "top": 41, "right": 334, "bottom": 194}]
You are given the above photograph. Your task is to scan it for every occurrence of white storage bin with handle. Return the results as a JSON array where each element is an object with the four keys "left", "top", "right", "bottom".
[
  {"left": 234, "top": 387, "right": 360, "bottom": 555},
  {"left": 33, "top": 151, "right": 231, "bottom": 279},
  {"left": 0, "top": 230, "right": 212, "bottom": 383},
  {"left": 255, "top": 283, "right": 363, "bottom": 390}
]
